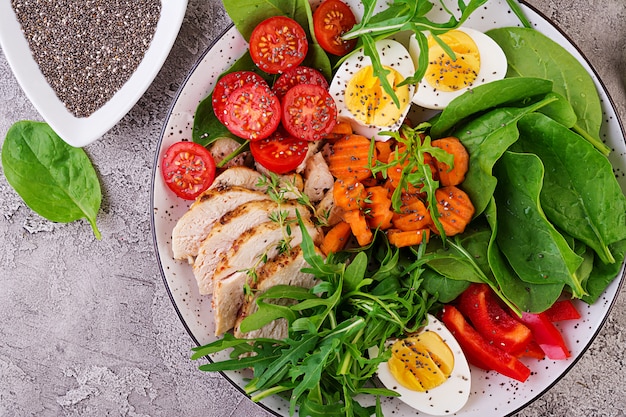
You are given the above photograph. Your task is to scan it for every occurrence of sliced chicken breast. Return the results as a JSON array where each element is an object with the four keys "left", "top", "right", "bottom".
[
  {"left": 212, "top": 218, "right": 322, "bottom": 283},
  {"left": 193, "top": 200, "right": 311, "bottom": 295},
  {"left": 212, "top": 271, "right": 247, "bottom": 336},
  {"left": 171, "top": 185, "right": 269, "bottom": 263},
  {"left": 210, "top": 165, "right": 304, "bottom": 198},
  {"left": 303, "top": 152, "right": 334, "bottom": 203},
  {"left": 234, "top": 246, "right": 320, "bottom": 339}
]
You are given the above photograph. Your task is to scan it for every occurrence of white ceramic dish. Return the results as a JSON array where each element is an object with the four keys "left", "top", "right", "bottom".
[
  {"left": 0, "top": 0, "right": 188, "bottom": 147},
  {"left": 151, "top": 1, "right": 626, "bottom": 416}
]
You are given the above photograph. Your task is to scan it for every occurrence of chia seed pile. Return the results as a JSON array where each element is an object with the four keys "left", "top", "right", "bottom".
[{"left": 11, "top": 0, "right": 161, "bottom": 118}]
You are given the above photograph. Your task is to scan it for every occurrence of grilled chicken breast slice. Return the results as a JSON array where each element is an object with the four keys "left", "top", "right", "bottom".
[
  {"left": 171, "top": 185, "right": 269, "bottom": 263},
  {"left": 212, "top": 218, "right": 321, "bottom": 284},
  {"left": 234, "top": 246, "right": 320, "bottom": 340},
  {"left": 193, "top": 200, "right": 310, "bottom": 295}
]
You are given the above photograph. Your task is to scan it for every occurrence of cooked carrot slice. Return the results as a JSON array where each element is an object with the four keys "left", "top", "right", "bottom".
[
  {"left": 324, "top": 121, "right": 353, "bottom": 141},
  {"left": 431, "top": 137, "right": 469, "bottom": 186},
  {"left": 343, "top": 209, "right": 373, "bottom": 247},
  {"left": 433, "top": 185, "right": 475, "bottom": 236},
  {"left": 364, "top": 186, "right": 393, "bottom": 230},
  {"left": 320, "top": 221, "right": 352, "bottom": 255},
  {"left": 387, "top": 228, "right": 430, "bottom": 247},
  {"left": 333, "top": 178, "right": 366, "bottom": 211},
  {"left": 328, "top": 134, "right": 373, "bottom": 181},
  {"left": 392, "top": 195, "right": 432, "bottom": 231}
]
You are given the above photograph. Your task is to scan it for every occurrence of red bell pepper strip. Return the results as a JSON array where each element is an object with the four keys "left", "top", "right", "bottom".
[
  {"left": 519, "top": 312, "right": 571, "bottom": 360},
  {"left": 457, "top": 283, "right": 532, "bottom": 354},
  {"left": 441, "top": 305, "right": 531, "bottom": 382},
  {"left": 544, "top": 299, "right": 581, "bottom": 322},
  {"left": 512, "top": 339, "right": 545, "bottom": 360}
]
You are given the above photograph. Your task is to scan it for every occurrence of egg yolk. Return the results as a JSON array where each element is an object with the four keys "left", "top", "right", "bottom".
[
  {"left": 388, "top": 331, "right": 455, "bottom": 392},
  {"left": 425, "top": 30, "right": 480, "bottom": 92},
  {"left": 344, "top": 65, "right": 410, "bottom": 127}
]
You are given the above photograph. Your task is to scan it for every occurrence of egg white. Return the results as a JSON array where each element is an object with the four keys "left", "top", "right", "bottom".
[
  {"left": 328, "top": 39, "right": 415, "bottom": 141},
  {"left": 409, "top": 27, "right": 508, "bottom": 110},
  {"left": 370, "top": 314, "right": 472, "bottom": 416}
]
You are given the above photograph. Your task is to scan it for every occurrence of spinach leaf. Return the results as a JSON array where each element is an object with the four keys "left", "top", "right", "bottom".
[
  {"left": 421, "top": 268, "right": 470, "bottom": 303},
  {"left": 2, "top": 121, "right": 102, "bottom": 239},
  {"left": 430, "top": 77, "right": 553, "bottom": 138},
  {"left": 493, "top": 151, "right": 586, "bottom": 298},
  {"left": 582, "top": 239, "right": 626, "bottom": 304},
  {"left": 454, "top": 92, "right": 567, "bottom": 217},
  {"left": 516, "top": 113, "right": 626, "bottom": 264},
  {"left": 484, "top": 198, "right": 564, "bottom": 313},
  {"left": 487, "top": 27, "right": 610, "bottom": 156},
  {"left": 222, "top": 0, "right": 310, "bottom": 41}
]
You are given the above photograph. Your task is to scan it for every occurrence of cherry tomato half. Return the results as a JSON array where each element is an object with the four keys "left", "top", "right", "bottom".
[
  {"left": 162, "top": 141, "right": 216, "bottom": 200},
  {"left": 250, "top": 128, "right": 309, "bottom": 174},
  {"left": 282, "top": 84, "right": 337, "bottom": 141},
  {"left": 212, "top": 71, "right": 267, "bottom": 123},
  {"left": 313, "top": 0, "right": 358, "bottom": 56},
  {"left": 272, "top": 66, "right": 329, "bottom": 101},
  {"left": 249, "top": 16, "right": 309, "bottom": 74},
  {"left": 223, "top": 83, "right": 281, "bottom": 141}
]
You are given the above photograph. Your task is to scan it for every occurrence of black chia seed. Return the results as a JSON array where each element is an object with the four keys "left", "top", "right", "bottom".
[{"left": 11, "top": 0, "right": 162, "bottom": 118}]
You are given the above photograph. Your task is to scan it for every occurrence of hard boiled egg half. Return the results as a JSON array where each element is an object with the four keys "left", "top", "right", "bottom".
[
  {"left": 409, "top": 27, "right": 507, "bottom": 109},
  {"left": 370, "top": 314, "right": 471, "bottom": 416},
  {"left": 328, "top": 39, "right": 415, "bottom": 141}
]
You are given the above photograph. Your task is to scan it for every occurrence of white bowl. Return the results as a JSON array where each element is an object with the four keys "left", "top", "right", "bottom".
[{"left": 0, "top": 0, "right": 188, "bottom": 147}]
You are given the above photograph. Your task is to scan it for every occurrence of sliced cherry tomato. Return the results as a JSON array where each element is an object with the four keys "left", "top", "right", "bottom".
[
  {"left": 272, "top": 66, "right": 329, "bottom": 100},
  {"left": 282, "top": 84, "right": 337, "bottom": 141},
  {"left": 249, "top": 16, "right": 308, "bottom": 74},
  {"left": 212, "top": 71, "right": 267, "bottom": 123},
  {"left": 161, "top": 141, "right": 216, "bottom": 200},
  {"left": 223, "top": 83, "right": 281, "bottom": 141},
  {"left": 250, "top": 128, "right": 309, "bottom": 174},
  {"left": 313, "top": 0, "right": 358, "bottom": 56}
]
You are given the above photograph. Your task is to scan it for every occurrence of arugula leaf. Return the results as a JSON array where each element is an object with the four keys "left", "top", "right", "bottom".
[{"left": 2, "top": 121, "right": 102, "bottom": 239}]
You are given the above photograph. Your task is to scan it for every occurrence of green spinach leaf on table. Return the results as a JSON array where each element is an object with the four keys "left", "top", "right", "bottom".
[
  {"left": 1, "top": 121, "right": 102, "bottom": 239},
  {"left": 493, "top": 151, "right": 586, "bottom": 298},
  {"left": 583, "top": 239, "right": 626, "bottom": 304},
  {"left": 515, "top": 113, "right": 626, "bottom": 264},
  {"left": 487, "top": 27, "right": 610, "bottom": 156}
]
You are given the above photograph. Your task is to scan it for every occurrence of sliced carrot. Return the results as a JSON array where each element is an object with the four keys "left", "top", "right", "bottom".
[
  {"left": 431, "top": 137, "right": 469, "bottom": 186},
  {"left": 392, "top": 195, "right": 432, "bottom": 231},
  {"left": 343, "top": 209, "right": 373, "bottom": 247},
  {"left": 387, "top": 228, "right": 430, "bottom": 248},
  {"left": 364, "top": 186, "right": 394, "bottom": 230},
  {"left": 324, "top": 121, "right": 353, "bottom": 141},
  {"left": 320, "top": 221, "right": 352, "bottom": 255},
  {"left": 333, "top": 178, "right": 366, "bottom": 212},
  {"left": 433, "top": 186, "right": 475, "bottom": 236},
  {"left": 375, "top": 140, "right": 395, "bottom": 164},
  {"left": 328, "top": 134, "right": 373, "bottom": 181}
]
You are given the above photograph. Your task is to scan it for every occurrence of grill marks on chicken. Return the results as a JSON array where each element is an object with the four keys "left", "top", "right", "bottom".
[{"left": 171, "top": 168, "right": 325, "bottom": 336}]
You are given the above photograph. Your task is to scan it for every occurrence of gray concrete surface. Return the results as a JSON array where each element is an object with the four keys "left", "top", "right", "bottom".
[{"left": 1, "top": 0, "right": 625, "bottom": 416}]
